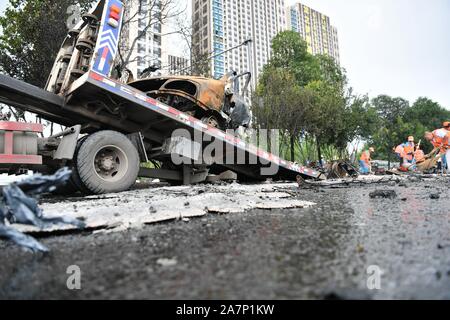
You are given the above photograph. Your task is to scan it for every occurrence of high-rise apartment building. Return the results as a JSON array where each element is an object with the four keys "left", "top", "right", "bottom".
[
  {"left": 192, "top": 0, "right": 286, "bottom": 88},
  {"left": 163, "top": 54, "right": 190, "bottom": 75},
  {"left": 121, "top": 0, "right": 164, "bottom": 78},
  {"left": 287, "top": 3, "right": 340, "bottom": 63},
  {"left": 192, "top": 1, "right": 341, "bottom": 87}
]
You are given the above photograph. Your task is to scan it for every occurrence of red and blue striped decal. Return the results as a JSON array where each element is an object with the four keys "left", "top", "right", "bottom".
[{"left": 91, "top": 0, "right": 124, "bottom": 76}]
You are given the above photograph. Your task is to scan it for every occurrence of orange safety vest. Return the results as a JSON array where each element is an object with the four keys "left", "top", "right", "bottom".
[
  {"left": 395, "top": 142, "right": 415, "bottom": 161},
  {"left": 394, "top": 145, "right": 403, "bottom": 155},
  {"left": 432, "top": 129, "right": 450, "bottom": 154}
]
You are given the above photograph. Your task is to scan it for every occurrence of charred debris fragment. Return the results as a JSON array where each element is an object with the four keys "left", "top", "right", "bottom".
[{"left": 0, "top": 168, "right": 85, "bottom": 252}]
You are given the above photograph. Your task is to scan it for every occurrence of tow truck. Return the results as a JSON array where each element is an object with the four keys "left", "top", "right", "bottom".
[{"left": 0, "top": 0, "right": 323, "bottom": 194}]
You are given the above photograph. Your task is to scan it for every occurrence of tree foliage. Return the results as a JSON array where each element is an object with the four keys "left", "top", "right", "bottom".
[
  {"left": 253, "top": 67, "right": 314, "bottom": 160},
  {"left": 117, "top": 0, "right": 185, "bottom": 78},
  {"left": 254, "top": 31, "right": 367, "bottom": 163},
  {"left": 367, "top": 96, "right": 450, "bottom": 162},
  {"left": 254, "top": 30, "right": 450, "bottom": 165},
  {"left": 0, "top": 0, "right": 95, "bottom": 88}
]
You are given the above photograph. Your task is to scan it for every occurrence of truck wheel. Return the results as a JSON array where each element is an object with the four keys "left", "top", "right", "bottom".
[
  {"left": 71, "top": 136, "right": 91, "bottom": 195},
  {"left": 52, "top": 136, "right": 88, "bottom": 196},
  {"left": 75, "top": 131, "right": 140, "bottom": 194},
  {"left": 51, "top": 178, "right": 80, "bottom": 196}
]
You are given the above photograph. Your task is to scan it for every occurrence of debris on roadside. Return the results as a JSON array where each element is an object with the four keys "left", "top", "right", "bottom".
[
  {"left": 206, "top": 170, "right": 238, "bottom": 183},
  {"left": 369, "top": 190, "right": 397, "bottom": 199},
  {"left": 300, "top": 176, "right": 401, "bottom": 189},
  {"left": 326, "top": 160, "right": 359, "bottom": 179},
  {"left": 0, "top": 168, "right": 86, "bottom": 252},
  {"left": 157, "top": 258, "right": 178, "bottom": 267},
  {"left": 12, "top": 182, "right": 316, "bottom": 237}
]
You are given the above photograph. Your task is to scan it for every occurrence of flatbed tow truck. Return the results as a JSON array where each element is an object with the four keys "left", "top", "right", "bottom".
[{"left": 0, "top": 0, "right": 323, "bottom": 194}]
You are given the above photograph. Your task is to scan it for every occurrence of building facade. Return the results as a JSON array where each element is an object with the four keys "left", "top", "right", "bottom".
[
  {"left": 121, "top": 0, "right": 164, "bottom": 78},
  {"left": 192, "top": 0, "right": 286, "bottom": 89},
  {"left": 164, "top": 54, "right": 190, "bottom": 75},
  {"left": 286, "top": 3, "right": 340, "bottom": 63}
]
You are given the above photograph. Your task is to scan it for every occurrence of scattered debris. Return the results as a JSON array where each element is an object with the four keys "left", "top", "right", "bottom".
[
  {"left": 206, "top": 170, "right": 238, "bottom": 183},
  {"left": 296, "top": 175, "right": 307, "bottom": 188},
  {"left": 157, "top": 258, "right": 178, "bottom": 267},
  {"left": 369, "top": 190, "right": 397, "bottom": 199},
  {"left": 302, "top": 176, "right": 401, "bottom": 189},
  {"left": 218, "top": 170, "right": 238, "bottom": 181},
  {"left": 326, "top": 161, "right": 359, "bottom": 179},
  {"left": 15, "top": 182, "right": 316, "bottom": 236},
  {"left": 0, "top": 168, "right": 86, "bottom": 252}
]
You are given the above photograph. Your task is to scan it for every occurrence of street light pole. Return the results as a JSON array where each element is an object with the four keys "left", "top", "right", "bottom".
[{"left": 177, "top": 39, "right": 253, "bottom": 76}]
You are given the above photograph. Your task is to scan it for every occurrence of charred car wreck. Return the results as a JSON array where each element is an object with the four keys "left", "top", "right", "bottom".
[{"left": 129, "top": 71, "right": 252, "bottom": 131}]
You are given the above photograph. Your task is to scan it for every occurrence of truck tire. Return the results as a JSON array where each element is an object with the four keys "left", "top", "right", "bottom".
[
  {"left": 75, "top": 130, "right": 140, "bottom": 194},
  {"left": 71, "top": 136, "right": 91, "bottom": 195},
  {"left": 52, "top": 136, "right": 88, "bottom": 196},
  {"left": 52, "top": 178, "right": 80, "bottom": 196}
]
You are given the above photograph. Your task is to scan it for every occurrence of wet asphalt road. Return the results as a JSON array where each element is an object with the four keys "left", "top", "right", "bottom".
[{"left": 0, "top": 178, "right": 449, "bottom": 299}]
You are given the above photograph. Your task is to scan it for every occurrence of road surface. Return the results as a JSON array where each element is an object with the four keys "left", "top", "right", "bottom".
[{"left": 0, "top": 177, "right": 449, "bottom": 299}]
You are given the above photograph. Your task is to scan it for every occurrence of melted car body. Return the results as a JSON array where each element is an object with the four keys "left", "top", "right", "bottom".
[{"left": 129, "top": 71, "right": 251, "bottom": 130}]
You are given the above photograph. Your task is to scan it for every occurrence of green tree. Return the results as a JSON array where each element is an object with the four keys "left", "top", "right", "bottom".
[
  {"left": 268, "top": 30, "right": 317, "bottom": 87},
  {"left": 369, "top": 95, "right": 410, "bottom": 166},
  {"left": 255, "top": 31, "right": 366, "bottom": 165},
  {"left": 367, "top": 95, "right": 450, "bottom": 165},
  {"left": 403, "top": 97, "right": 450, "bottom": 152},
  {"left": 304, "top": 80, "right": 346, "bottom": 161},
  {"left": 406, "top": 97, "right": 450, "bottom": 129},
  {"left": 252, "top": 67, "right": 313, "bottom": 161},
  {"left": 0, "top": 0, "right": 94, "bottom": 88}
]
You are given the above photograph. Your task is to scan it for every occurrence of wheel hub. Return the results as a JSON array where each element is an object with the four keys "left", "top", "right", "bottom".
[
  {"left": 99, "top": 156, "right": 115, "bottom": 171},
  {"left": 94, "top": 146, "right": 128, "bottom": 181}
]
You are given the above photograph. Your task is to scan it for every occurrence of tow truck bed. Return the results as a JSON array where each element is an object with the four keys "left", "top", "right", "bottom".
[{"left": 0, "top": 71, "right": 322, "bottom": 181}]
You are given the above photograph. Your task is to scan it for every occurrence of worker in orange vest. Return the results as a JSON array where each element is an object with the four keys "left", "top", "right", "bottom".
[
  {"left": 424, "top": 125, "right": 450, "bottom": 172},
  {"left": 395, "top": 136, "right": 416, "bottom": 168},
  {"left": 445, "top": 122, "right": 450, "bottom": 171},
  {"left": 359, "top": 147, "right": 374, "bottom": 174}
]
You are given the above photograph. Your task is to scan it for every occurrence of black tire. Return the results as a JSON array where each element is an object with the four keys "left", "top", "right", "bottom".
[
  {"left": 52, "top": 136, "right": 88, "bottom": 195},
  {"left": 75, "top": 131, "right": 140, "bottom": 194},
  {"left": 51, "top": 178, "right": 80, "bottom": 196},
  {"left": 71, "top": 137, "right": 91, "bottom": 194}
]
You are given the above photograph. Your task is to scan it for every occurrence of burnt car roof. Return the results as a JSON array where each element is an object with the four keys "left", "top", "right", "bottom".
[
  {"left": 129, "top": 75, "right": 227, "bottom": 86},
  {"left": 128, "top": 76, "right": 228, "bottom": 113}
]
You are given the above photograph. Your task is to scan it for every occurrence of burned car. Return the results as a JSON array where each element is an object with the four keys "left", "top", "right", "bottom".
[{"left": 128, "top": 71, "right": 252, "bottom": 131}]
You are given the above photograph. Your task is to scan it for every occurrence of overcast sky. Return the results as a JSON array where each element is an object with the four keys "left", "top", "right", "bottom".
[
  {"left": 288, "top": 0, "right": 450, "bottom": 109},
  {"left": 1, "top": 0, "right": 449, "bottom": 109}
]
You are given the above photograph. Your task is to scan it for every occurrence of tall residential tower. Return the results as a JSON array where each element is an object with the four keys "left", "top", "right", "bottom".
[
  {"left": 192, "top": 0, "right": 286, "bottom": 88},
  {"left": 286, "top": 3, "right": 340, "bottom": 63}
]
